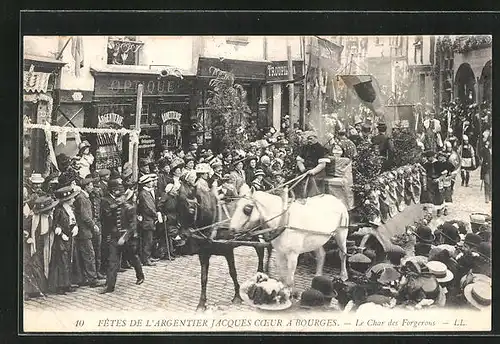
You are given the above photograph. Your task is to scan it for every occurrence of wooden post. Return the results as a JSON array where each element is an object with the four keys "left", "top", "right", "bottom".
[
  {"left": 301, "top": 36, "right": 307, "bottom": 130},
  {"left": 132, "top": 83, "right": 143, "bottom": 182}
]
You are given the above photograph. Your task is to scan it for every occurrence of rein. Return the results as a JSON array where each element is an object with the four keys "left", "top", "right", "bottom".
[{"left": 230, "top": 190, "right": 295, "bottom": 242}]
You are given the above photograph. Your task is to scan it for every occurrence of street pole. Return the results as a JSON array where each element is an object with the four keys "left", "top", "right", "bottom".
[
  {"left": 132, "top": 83, "right": 143, "bottom": 182},
  {"left": 301, "top": 36, "right": 307, "bottom": 130},
  {"left": 287, "top": 38, "right": 294, "bottom": 129}
]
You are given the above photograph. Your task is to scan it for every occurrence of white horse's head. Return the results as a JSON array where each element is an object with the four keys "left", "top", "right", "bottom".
[{"left": 229, "top": 186, "right": 262, "bottom": 233}]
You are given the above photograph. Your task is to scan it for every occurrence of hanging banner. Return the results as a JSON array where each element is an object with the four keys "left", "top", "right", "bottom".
[
  {"left": 340, "top": 74, "right": 387, "bottom": 120},
  {"left": 385, "top": 105, "right": 416, "bottom": 134},
  {"left": 95, "top": 112, "right": 124, "bottom": 170},
  {"left": 44, "top": 129, "right": 59, "bottom": 171},
  {"left": 56, "top": 130, "right": 67, "bottom": 146}
]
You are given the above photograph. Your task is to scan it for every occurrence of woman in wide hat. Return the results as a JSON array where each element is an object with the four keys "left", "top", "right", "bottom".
[
  {"left": 23, "top": 195, "right": 59, "bottom": 299},
  {"left": 48, "top": 185, "right": 81, "bottom": 295}
]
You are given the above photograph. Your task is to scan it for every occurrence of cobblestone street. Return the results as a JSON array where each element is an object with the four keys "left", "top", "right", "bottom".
[{"left": 23, "top": 169, "right": 490, "bottom": 315}]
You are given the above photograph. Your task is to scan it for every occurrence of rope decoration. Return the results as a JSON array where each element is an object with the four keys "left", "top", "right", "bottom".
[{"left": 24, "top": 123, "right": 140, "bottom": 136}]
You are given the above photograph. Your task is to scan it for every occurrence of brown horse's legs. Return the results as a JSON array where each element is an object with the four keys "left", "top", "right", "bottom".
[
  {"left": 196, "top": 252, "right": 210, "bottom": 311},
  {"left": 254, "top": 246, "right": 265, "bottom": 272},
  {"left": 224, "top": 250, "right": 242, "bottom": 304}
]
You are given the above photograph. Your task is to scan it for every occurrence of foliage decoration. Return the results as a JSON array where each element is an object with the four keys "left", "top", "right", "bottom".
[
  {"left": 205, "top": 67, "right": 254, "bottom": 153},
  {"left": 391, "top": 128, "right": 422, "bottom": 169},
  {"left": 352, "top": 141, "right": 383, "bottom": 221},
  {"left": 452, "top": 35, "right": 492, "bottom": 54}
]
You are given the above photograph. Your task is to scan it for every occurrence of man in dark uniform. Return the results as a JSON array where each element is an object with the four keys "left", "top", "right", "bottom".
[
  {"left": 88, "top": 174, "right": 105, "bottom": 279},
  {"left": 371, "top": 122, "right": 394, "bottom": 171},
  {"left": 296, "top": 132, "right": 330, "bottom": 198},
  {"left": 360, "top": 123, "right": 372, "bottom": 144},
  {"left": 99, "top": 184, "right": 144, "bottom": 294},
  {"left": 74, "top": 177, "right": 104, "bottom": 287},
  {"left": 97, "top": 169, "right": 111, "bottom": 197}
]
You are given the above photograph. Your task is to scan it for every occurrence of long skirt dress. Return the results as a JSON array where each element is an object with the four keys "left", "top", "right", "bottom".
[
  {"left": 48, "top": 206, "right": 73, "bottom": 292},
  {"left": 23, "top": 237, "right": 48, "bottom": 296},
  {"left": 48, "top": 236, "right": 72, "bottom": 292}
]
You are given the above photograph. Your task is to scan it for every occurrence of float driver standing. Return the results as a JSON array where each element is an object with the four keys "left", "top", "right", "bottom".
[{"left": 295, "top": 132, "right": 330, "bottom": 199}]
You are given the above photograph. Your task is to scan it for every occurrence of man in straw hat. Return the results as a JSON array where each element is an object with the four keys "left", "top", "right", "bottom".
[
  {"left": 157, "top": 182, "right": 183, "bottom": 259},
  {"left": 100, "top": 184, "right": 145, "bottom": 294},
  {"left": 73, "top": 177, "right": 105, "bottom": 288},
  {"left": 250, "top": 169, "right": 266, "bottom": 191},
  {"left": 48, "top": 185, "right": 81, "bottom": 295},
  {"left": 137, "top": 174, "right": 161, "bottom": 266}
]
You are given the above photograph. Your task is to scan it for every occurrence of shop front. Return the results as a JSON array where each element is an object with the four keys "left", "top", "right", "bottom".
[
  {"left": 89, "top": 68, "right": 194, "bottom": 170},
  {"left": 265, "top": 60, "right": 304, "bottom": 132},
  {"left": 23, "top": 55, "right": 65, "bottom": 177},
  {"left": 194, "top": 57, "right": 269, "bottom": 147}
]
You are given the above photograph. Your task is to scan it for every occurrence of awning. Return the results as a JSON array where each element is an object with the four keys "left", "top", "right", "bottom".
[
  {"left": 24, "top": 54, "right": 67, "bottom": 66},
  {"left": 23, "top": 70, "right": 51, "bottom": 93}
]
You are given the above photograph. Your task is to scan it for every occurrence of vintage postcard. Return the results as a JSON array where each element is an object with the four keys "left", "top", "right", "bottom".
[{"left": 22, "top": 33, "right": 491, "bottom": 333}]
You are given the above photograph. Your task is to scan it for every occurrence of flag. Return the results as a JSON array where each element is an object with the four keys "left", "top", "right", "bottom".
[
  {"left": 71, "top": 36, "right": 84, "bottom": 77},
  {"left": 340, "top": 75, "right": 385, "bottom": 118},
  {"left": 44, "top": 129, "right": 59, "bottom": 171}
]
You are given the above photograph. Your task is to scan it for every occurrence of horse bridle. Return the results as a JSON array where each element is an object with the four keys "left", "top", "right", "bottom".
[{"left": 234, "top": 194, "right": 291, "bottom": 238}]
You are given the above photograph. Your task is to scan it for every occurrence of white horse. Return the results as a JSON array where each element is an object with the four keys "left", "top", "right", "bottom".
[{"left": 229, "top": 188, "right": 349, "bottom": 292}]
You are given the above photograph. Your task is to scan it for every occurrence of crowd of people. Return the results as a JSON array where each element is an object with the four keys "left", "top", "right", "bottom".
[
  {"left": 22, "top": 128, "right": 326, "bottom": 299},
  {"left": 298, "top": 214, "right": 492, "bottom": 311},
  {"left": 22, "top": 104, "right": 491, "bottom": 305}
]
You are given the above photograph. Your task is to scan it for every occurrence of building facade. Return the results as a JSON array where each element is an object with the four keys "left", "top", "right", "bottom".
[
  {"left": 406, "top": 35, "right": 435, "bottom": 106},
  {"left": 23, "top": 36, "right": 318, "bottom": 172},
  {"left": 23, "top": 37, "right": 66, "bottom": 175}
]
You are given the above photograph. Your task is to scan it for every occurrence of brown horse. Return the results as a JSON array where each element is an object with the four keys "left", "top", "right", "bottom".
[{"left": 176, "top": 183, "right": 272, "bottom": 311}]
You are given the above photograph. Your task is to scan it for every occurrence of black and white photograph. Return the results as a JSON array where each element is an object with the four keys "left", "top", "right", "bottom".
[{"left": 22, "top": 34, "right": 492, "bottom": 332}]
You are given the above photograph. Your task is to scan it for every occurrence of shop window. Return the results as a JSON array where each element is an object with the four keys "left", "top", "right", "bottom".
[{"left": 107, "top": 36, "right": 144, "bottom": 65}]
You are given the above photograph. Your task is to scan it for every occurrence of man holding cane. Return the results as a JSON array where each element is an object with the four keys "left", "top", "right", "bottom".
[{"left": 138, "top": 174, "right": 162, "bottom": 266}]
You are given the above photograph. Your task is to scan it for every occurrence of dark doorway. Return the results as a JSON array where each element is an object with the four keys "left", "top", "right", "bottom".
[{"left": 455, "top": 63, "right": 476, "bottom": 105}]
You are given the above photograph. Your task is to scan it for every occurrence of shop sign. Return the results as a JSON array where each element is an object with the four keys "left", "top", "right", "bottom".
[
  {"left": 139, "top": 134, "right": 156, "bottom": 149},
  {"left": 94, "top": 75, "right": 189, "bottom": 96},
  {"left": 72, "top": 92, "right": 83, "bottom": 101},
  {"left": 161, "top": 111, "right": 182, "bottom": 122},
  {"left": 197, "top": 57, "right": 268, "bottom": 81},
  {"left": 266, "top": 61, "right": 303, "bottom": 82},
  {"left": 98, "top": 113, "right": 124, "bottom": 127}
]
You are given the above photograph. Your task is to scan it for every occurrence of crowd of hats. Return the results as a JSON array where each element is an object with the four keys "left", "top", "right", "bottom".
[{"left": 298, "top": 212, "right": 491, "bottom": 312}]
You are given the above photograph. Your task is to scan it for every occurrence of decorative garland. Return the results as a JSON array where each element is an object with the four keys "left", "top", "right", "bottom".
[
  {"left": 24, "top": 123, "right": 139, "bottom": 136},
  {"left": 452, "top": 35, "right": 492, "bottom": 54}
]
